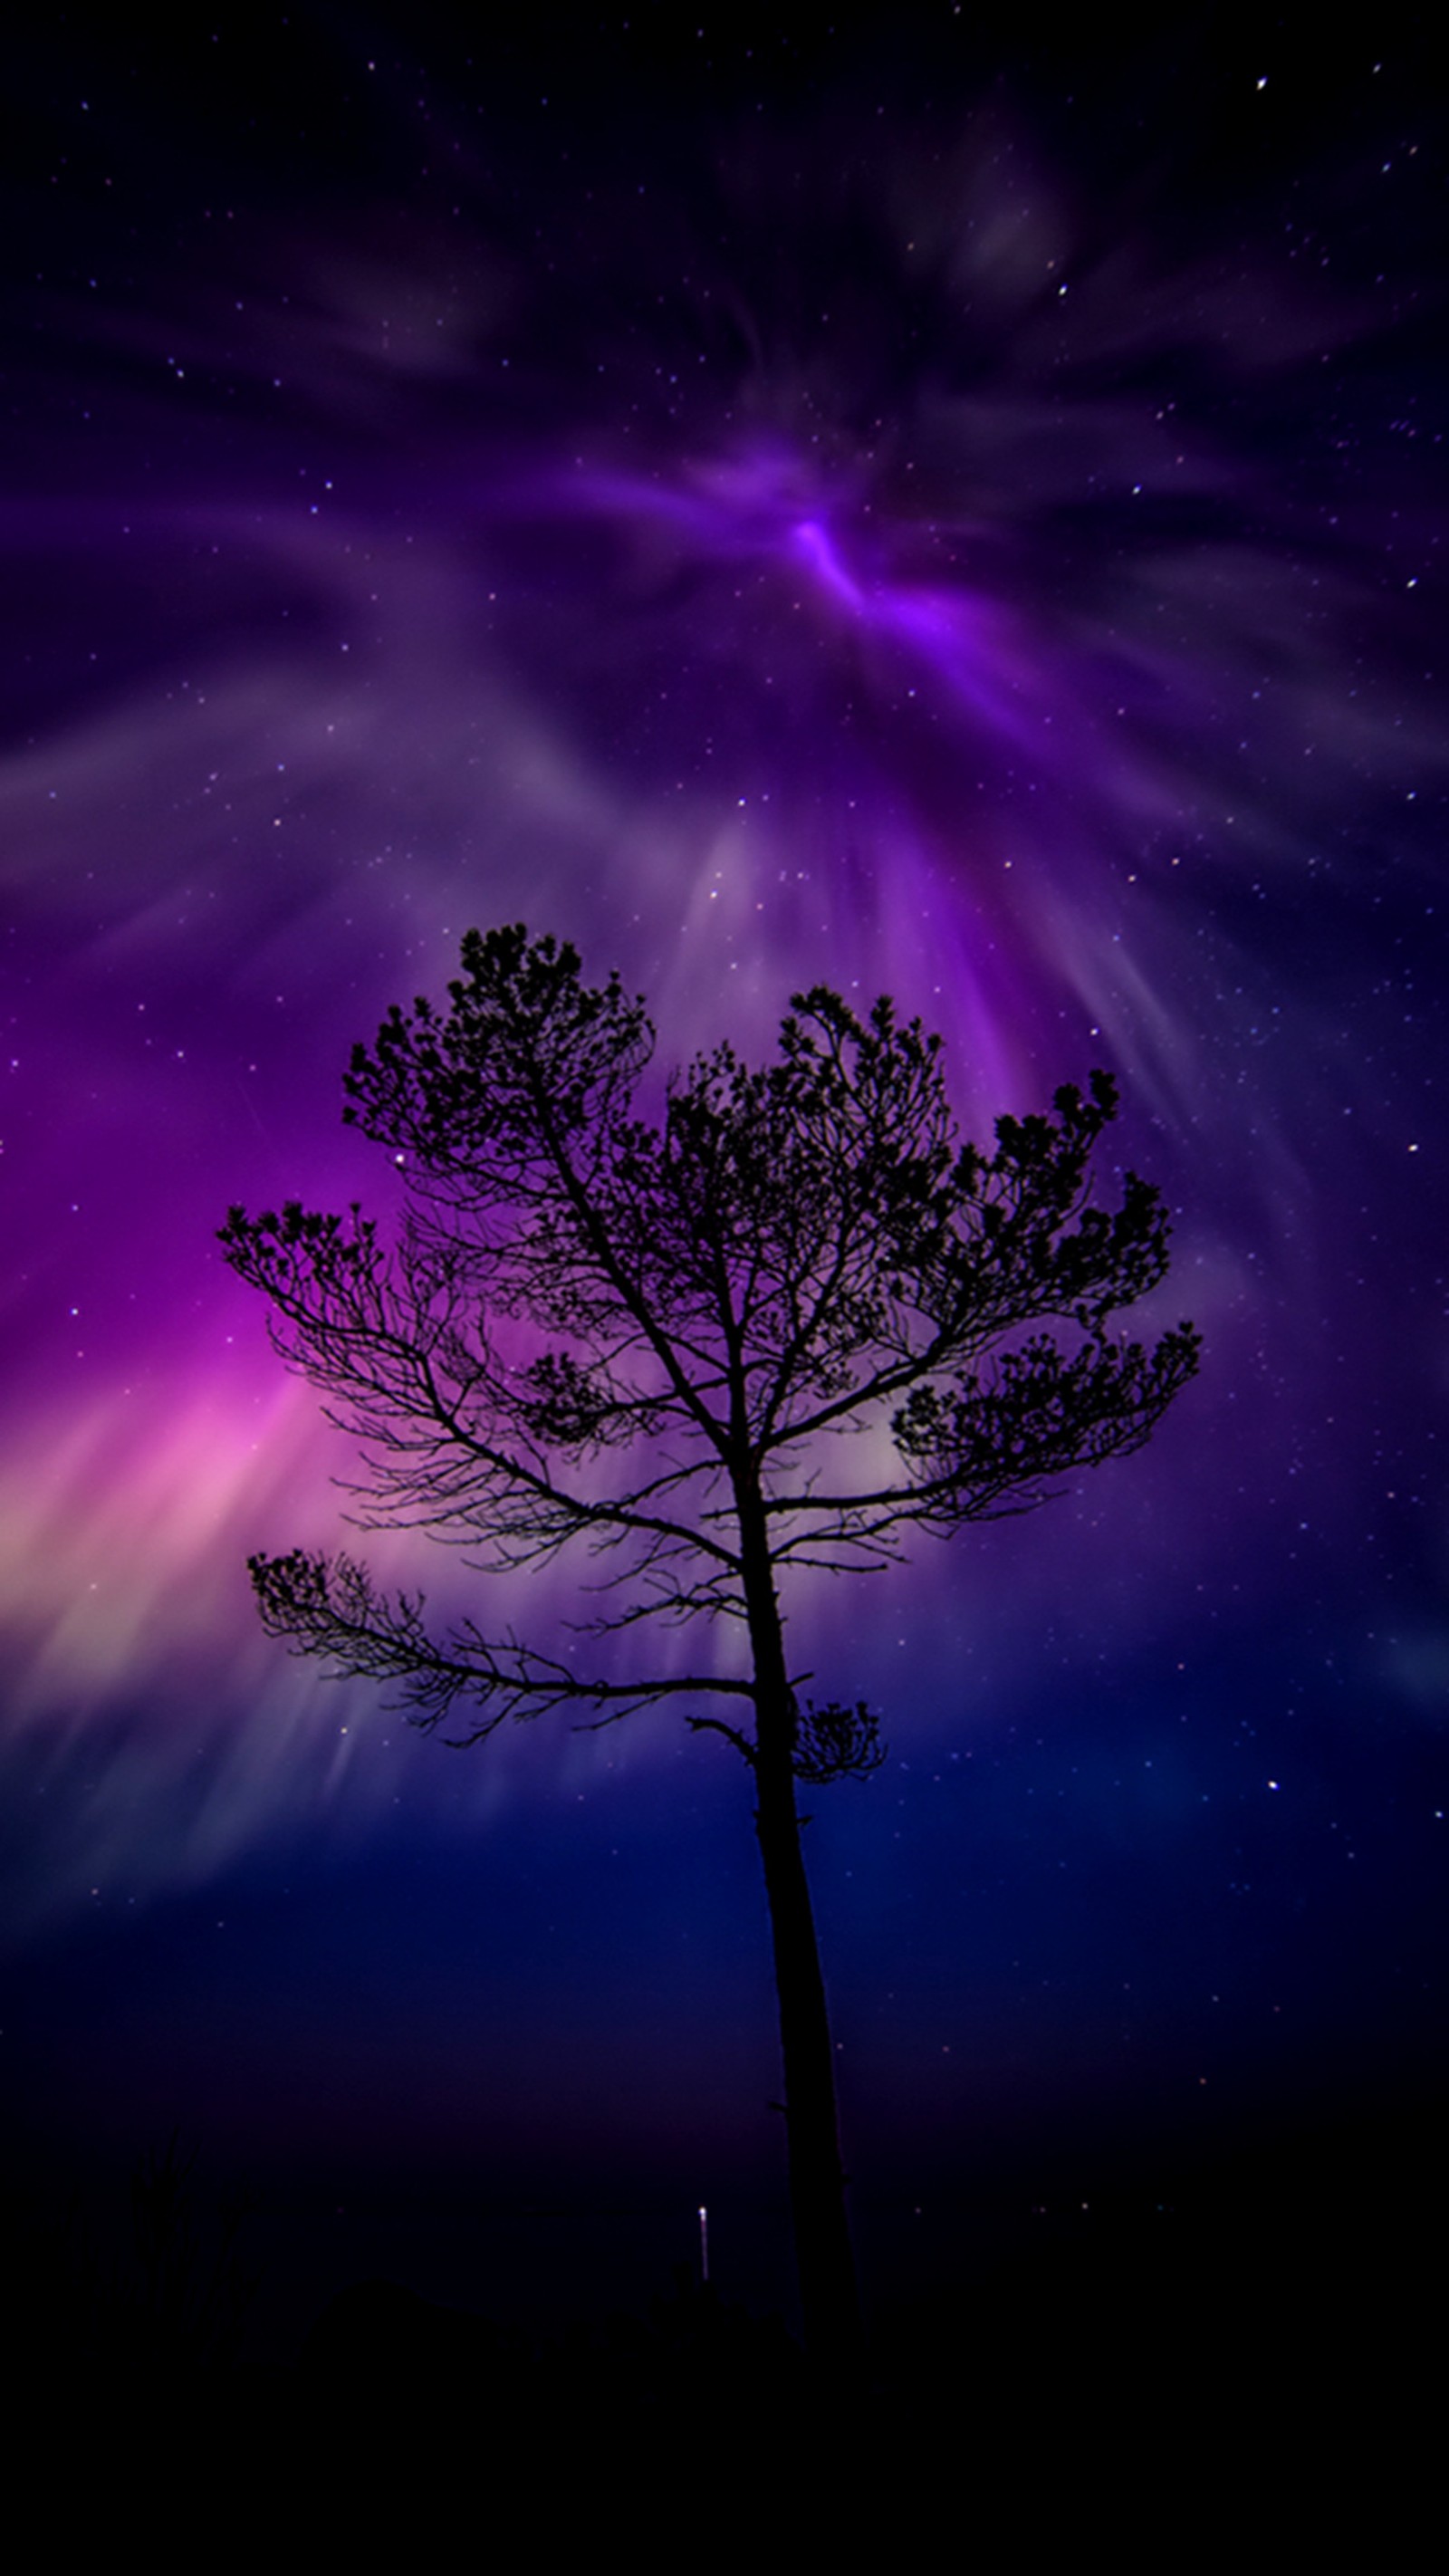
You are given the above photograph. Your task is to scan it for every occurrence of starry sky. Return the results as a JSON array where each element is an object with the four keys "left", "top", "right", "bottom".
[{"left": 3, "top": 5, "right": 1444, "bottom": 2344}]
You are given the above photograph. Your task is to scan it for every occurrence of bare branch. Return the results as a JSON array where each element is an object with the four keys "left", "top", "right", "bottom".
[{"left": 249, "top": 1550, "right": 755, "bottom": 1742}]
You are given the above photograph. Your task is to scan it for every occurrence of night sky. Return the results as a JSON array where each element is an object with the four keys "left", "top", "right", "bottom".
[{"left": 3, "top": 5, "right": 1444, "bottom": 2358}]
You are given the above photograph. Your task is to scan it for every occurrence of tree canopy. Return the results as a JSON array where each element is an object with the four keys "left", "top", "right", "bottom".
[{"left": 220, "top": 924, "right": 1198, "bottom": 1758}]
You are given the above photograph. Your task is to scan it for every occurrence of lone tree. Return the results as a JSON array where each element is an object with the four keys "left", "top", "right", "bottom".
[{"left": 220, "top": 925, "right": 1198, "bottom": 2360}]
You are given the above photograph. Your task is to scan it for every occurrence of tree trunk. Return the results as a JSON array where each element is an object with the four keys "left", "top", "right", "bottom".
[
  {"left": 734, "top": 1474, "right": 862, "bottom": 2366},
  {"left": 753, "top": 1719, "right": 863, "bottom": 2368}
]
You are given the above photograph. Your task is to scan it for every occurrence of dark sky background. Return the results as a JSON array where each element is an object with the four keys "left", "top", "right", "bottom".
[{"left": 3, "top": 5, "right": 1444, "bottom": 2355}]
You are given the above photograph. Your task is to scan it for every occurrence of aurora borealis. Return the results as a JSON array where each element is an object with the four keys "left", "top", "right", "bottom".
[{"left": 3, "top": 8, "right": 1444, "bottom": 2342}]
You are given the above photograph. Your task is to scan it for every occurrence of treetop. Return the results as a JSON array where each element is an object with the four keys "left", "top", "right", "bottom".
[{"left": 220, "top": 925, "right": 1198, "bottom": 1736}]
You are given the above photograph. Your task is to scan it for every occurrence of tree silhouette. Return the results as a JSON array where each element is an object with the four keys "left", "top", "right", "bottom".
[{"left": 220, "top": 925, "right": 1199, "bottom": 2361}]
